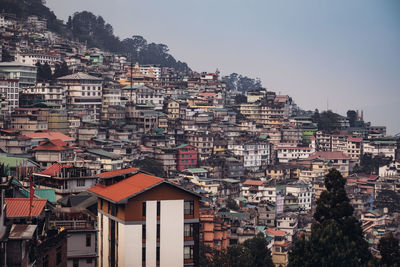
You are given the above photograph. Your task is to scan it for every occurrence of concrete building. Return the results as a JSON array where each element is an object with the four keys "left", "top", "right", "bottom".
[
  {"left": 57, "top": 73, "right": 103, "bottom": 121},
  {"left": 0, "top": 62, "right": 37, "bottom": 87},
  {"left": 0, "top": 79, "right": 19, "bottom": 113},
  {"left": 89, "top": 172, "right": 201, "bottom": 267}
]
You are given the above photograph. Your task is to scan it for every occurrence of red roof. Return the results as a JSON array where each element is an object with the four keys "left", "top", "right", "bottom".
[
  {"left": 348, "top": 137, "right": 363, "bottom": 142},
  {"left": 5, "top": 198, "right": 47, "bottom": 218},
  {"left": 89, "top": 172, "right": 164, "bottom": 202},
  {"left": 98, "top": 168, "right": 139, "bottom": 179},
  {"left": 24, "top": 131, "right": 74, "bottom": 142},
  {"left": 308, "top": 151, "right": 351, "bottom": 160},
  {"left": 36, "top": 163, "right": 73, "bottom": 177},
  {"left": 267, "top": 228, "right": 286, "bottom": 237},
  {"left": 243, "top": 180, "right": 264, "bottom": 186},
  {"left": 33, "top": 139, "right": 70, "bottom": 151}
]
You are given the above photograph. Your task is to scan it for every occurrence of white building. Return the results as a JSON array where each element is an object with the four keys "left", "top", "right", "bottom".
[
  {"left": 286, "top": 184, "right": 314, "bottom": 211},
  {"left": 89, "top": 172, "right": 201, "bottom": 267},
  {"left": 57, "top": 73, "right": 103, "bottom": 121},
  {"left": 15, "top": 52, "right": 60, "bottom": 67},
  {"left": 136, "top": 85, "right": 165, "bottom": 110},
  {"left": 276, "top": 146, "right": 314, "bottom": 163},
  {"left": 0, "top": 79, "right": 19, "bottom": 113}
]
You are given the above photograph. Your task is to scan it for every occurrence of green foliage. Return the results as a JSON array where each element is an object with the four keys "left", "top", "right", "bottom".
[
  {"left": 234, "top": 94, "right": 247, "bottom": 104},
  {"left": 355, "top": 154, "right": 392, "bottom": 174},
  {"left": 223, "top": 73, "right": 262, "bottom": 92},
  {"left": 289, "top": 169, "right": 373, "bottom": 266},
  {"left": 35, "top": 62, "right": 52, "bottom": 82},
  {"left": 312, "top": 110, "right": 341, "bottom": 132},
  {"left": 374, "top": 190, "right": 400, "bottom": 213},
  {"left": 200, "top": 233, "right": 274, "bottom": 267},
  {"left": 243, "top": 233, "right": 274, "bottom": 267},
  {"left": 378, "top": 232, "right": 400, "bottom": 267},
  {"left": 226, "top": 198, "right": 239, "bottom": 211},
  {"left": 347, "top": 110, "right": 357, "bottom": 127},
  {"left": 131, "top": 158, "right": 165, "bottom": 178},
  {"left": 53, "top": 62, "right": 70, "bottom": 79}
]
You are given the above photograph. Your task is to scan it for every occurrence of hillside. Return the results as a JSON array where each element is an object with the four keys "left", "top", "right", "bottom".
[{"left": 0, "top": 0, "right": 190, "bottom": 71}]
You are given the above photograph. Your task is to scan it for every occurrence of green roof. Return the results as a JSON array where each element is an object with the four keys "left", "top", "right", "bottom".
[
  {"left": 176, "top": 144, "right": 189, "bottom": 149},
  {"left": 259, "top": 134, "right": 269, "bottom": 140},
  {"left": 226, "top": 157, "right": 239, "bottom": 162},
  {"left": 185, "top": 168, "right": 208, "bottom": 173},
  {"left": 0, "top": 155, "right": 29, "bottom": 168},
  {"left": 235, "top": 197, "right": 247, "bottom": 202},
  {"left": 34, "top": 189, "right": 57, "bottom": 203}
]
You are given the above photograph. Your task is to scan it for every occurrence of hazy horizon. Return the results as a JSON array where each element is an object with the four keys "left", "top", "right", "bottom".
[{"left": 47, "top": 0, "right": 400, "bottom": 135}]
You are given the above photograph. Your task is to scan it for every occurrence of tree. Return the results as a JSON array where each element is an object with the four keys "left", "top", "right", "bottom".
[
  {"left": 53, "top": 62, "right": 70, "bottom": 79},
  {"left": 378, "top": 232, "right": 400, "bottom": 266},
  {"left": 347, "top": 110, "right": 357, "bottom": 127},
  {"left": 226, "top": 198, "right": 239, "bottom": 211},
  {"left": 234, "top": 94, "right": 247, "bottom": 104},
  {"left": 243, "top": 232, "right": 274, "bottom": 267},
  {"left": 36, "top": 62, "right": 52, "bottom": 82},
  {"left": 131, "top": 158, "right": 165, "bottom": 178},
  {"left": 289, "top": 169, "right": 373, "bottom": 266},
  {"left": 374, "top": 190, "right": 400, "bottom": 213}
]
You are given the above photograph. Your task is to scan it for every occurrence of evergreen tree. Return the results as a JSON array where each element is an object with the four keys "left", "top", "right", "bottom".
[
  {"left": 53, "top": 62, "right": 70, "bottom": 79},
  {"left": 289, "top": 169, "right": 373, "bottom": 267},
  {"left": 378, "top": 232, "right": 400, "bottom": 266},
  {"left": 243, "top": 232, "right": 274, "bottom": 267}
]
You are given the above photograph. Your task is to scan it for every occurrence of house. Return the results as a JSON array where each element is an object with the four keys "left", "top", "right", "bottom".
[
  {"left": 199, "top": 209, "right": 230, "bottom": 251},
  {"left": 89, "top": 172, "right": 201, "bottom": 267},
  {"left": 308, "top": 151, "right": 351, "bottom": 177},
  {"left": 33, "top": 139, "right": 74, "bottom": 168},
  {"left": 33, "top": 163, "right": 98, "bottom": 196}
]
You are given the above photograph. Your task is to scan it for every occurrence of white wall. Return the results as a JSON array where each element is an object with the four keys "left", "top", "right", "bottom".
[
  {"left": 118, "top": 223, "right": 142, "bottom": 267},
  {"left": 160, "top": 200, "right": 184, "bottom": 267},
  {"left": 146, "top": 201, "right": 157, "bottom": 267}
]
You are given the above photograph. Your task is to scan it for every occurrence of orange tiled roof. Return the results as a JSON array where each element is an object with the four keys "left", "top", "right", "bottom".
[
  {"left": 267, "top": 228, "right": 286, "bottom": 237},
  {"left": 33, "top": 139, "right": 70, "bottom": 151},
  {"left": 89, "top": 172, "right": 164, "bottom": 202},
  {"left": 5, "top": 198, "right": 47, "bottom": 218},
  {"left": 242, "top": 180, "right": 264, "bottom": 186},
  {"left": 24, "top": 131, "right": 74, "bottom": 142},
  {"left": 98, "top": 167, "right": 139, "bottom": 179},
  {"left": 348, "top": 137, "right": 363, "bottom": 142},
  {"left": 36, "top": 163, "right": 73, "bottom": 177}
]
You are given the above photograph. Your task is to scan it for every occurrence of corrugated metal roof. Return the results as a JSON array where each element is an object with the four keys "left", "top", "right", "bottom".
[
  {"left": 5, "top": 198, "right": 47, "bottom": 218},
  {"left": 98, "top": 167, "right": 139, "bottom": 179},
  {"left": 9, "top": 224, "right": 37, "bottom": 240}
]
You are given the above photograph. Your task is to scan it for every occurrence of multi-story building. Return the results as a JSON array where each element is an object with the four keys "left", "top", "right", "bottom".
[
  {"left": 187, "top": 132, "right": 214, "bottom": 161},
  {"left": 57, "top": 73, "right": 103, "bottom": 121},
  {"left": 0, "top": 79, "right": 19, "bottom": 113},
  {"left": 177, "top": 144, "right": 198, "bottom": 172},
  {"left": 0, "top": 62, "right": 37, "bottom": 88},
  {"left": 33, "top": 139, "right": 74, "bottom": 168},
  {"left": 136, "top": 85, "right": 165, "bottom": 110},
  {"left": 33, "top": 163, "right": 98, "bottom": 196},
  {"left": 89, "top": 172, "right": 201, "bottom": 267},
  {"left": 22, "top": 83, "right": 66, "bottom": 108},
  {"left": 308, "top": 151, "right": 351, "bottom": 177},
  {"left": 276, "top": 146, "right": 314, "bottom": 163},
  {"left": 10, "top": 108, "right": 48, "bottom": 132},
  {"left": 15, "top": 52, "right": 60, "bottom": 66},
  {"left": 199, "top": 209, "right": 230, "bottom": 251}
]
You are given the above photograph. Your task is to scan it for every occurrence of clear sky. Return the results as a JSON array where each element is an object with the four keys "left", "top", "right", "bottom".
[{"left": 47, "top": 0, "right": 400, "bottom": 135}]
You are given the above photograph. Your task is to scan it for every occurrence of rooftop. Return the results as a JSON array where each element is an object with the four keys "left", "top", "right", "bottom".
[
  {"left": 24, "top": 131, "right": 74, "bottom": 142},
  {"left": 57, "top": 72, "right": 102, "bottom": 80},
  {"left": 98, "top": 167, "right": 139, "bottom": 179},
  {"left": 5, "top": 198, "right": 47, "bottom": 218}
]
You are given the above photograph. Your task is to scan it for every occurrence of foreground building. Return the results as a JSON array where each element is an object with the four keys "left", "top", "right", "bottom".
[{"left": 89, "top": 172, "right": 201, "bottom": 267}]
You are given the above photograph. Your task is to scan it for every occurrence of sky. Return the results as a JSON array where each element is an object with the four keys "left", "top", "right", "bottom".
[{"left": 46, "top": 0, "right": 400, "bottom": 135}]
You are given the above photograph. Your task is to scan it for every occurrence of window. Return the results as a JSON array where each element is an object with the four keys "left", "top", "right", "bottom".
[
  {"left": 77, "top": 179, "right": 85, "bottom": 187},
  {"left": 142, "top": 202, "right": 146, "bottom": 217},
  {"left": 156, "top": 247, "right": 160, "bottom": 262},
  {"left": 184, "top": 200, "right": 194, "bottom": 215},
  {"left": 184, "top": 246, "right": 194, "bottom": 260},
  {"left": 142, "top": 247, "right": 146, "bottom": 263},
  {"left": 73, "top": 259, "right": 79, "bottom": 267},
  {"left": 184, "top": 223, "right": 193, "bottom": 237},
  {"left": 109, "top": 203, "right": 117, "bottom": 216},
  {"left": 86, "top": 234, "right": 91, "bottom": 247},
  {"left": 86, "top": 258, "right": 92, "bottom": 264},
  {"left": 157, "top": 224, "right": 160, "bottom": 239},
  {"left": 142, "top": 224, "right": 146, "bottom": 239},
  {"left": 157, "top": 201, "right": 160, "bottom": 216}
]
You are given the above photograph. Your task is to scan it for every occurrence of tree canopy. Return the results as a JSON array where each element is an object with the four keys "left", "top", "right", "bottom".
[
  {"left": 223, "top": 73, "right": 263, "bottom": 92},
  {"left": 378, "top": 232, "right": 400, "bottom": 267},
  {"left": 289, "top": 169, "right": 373, "bottom": 267},
  {"left": 200, "top": 233, "right": 274, "bottom": 267}
]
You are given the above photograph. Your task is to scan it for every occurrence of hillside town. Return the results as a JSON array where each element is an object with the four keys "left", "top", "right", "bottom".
[{"left": 0, "top": 10, "right": 399, "bottom": 267}]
